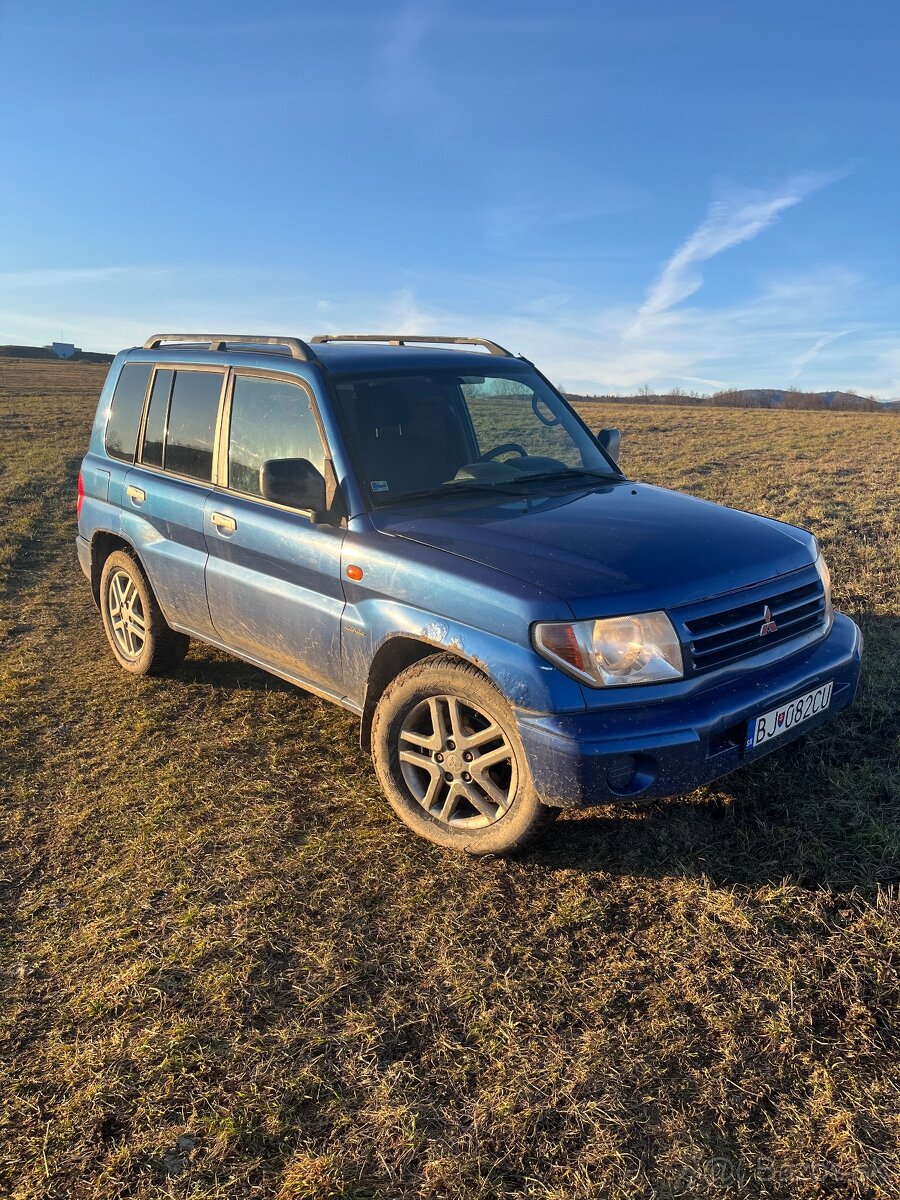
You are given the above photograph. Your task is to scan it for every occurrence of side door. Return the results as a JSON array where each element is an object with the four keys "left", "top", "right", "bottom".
[
  {"left": 203, "top": 369, "right": 347, "bottom": 695},
  {"left": 122, "top": 364, "right": 226, "bottom": 639}
]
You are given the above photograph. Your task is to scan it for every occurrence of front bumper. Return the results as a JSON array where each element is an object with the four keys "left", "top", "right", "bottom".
[{"left": 516, "top": 612, "right": 862, "bottom": 807}]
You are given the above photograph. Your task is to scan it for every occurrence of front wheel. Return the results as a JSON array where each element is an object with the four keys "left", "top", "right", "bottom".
[{"left": 371, "top": 654, "right": 558, "bottom": 854}]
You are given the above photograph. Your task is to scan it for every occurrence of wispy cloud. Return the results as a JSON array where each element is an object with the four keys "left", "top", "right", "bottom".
[
  {"left": 789, "top": 329, "right": 852, "bottom": 377},
  {"left": 628, "top": 170, "right": 851, "bottom": 335},
  {"left": 0, "top": 266, "right": 166, "bottom": 289},
  {"left": 484, "top": 186, "right": 650, "bottom": 250},
  {"left": 4, "top": 222, "right": 897, "bottom": 397},
  {"left": 374, "top": 2, "right": 446, "bottom": 121}
]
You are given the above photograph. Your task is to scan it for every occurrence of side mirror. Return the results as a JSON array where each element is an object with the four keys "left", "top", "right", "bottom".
[
  {"left": 260, "top": 458, "right": 327, "bottom": 517},
  {"left": 598, "top": 427, "right": 621, "bottom": 463}
]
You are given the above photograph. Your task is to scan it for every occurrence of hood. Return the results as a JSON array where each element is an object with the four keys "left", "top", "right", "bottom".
[{"left": 373, "top": 481, "right": 817, "bottom": 618}]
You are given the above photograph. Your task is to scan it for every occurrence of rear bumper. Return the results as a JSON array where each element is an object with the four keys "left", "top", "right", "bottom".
[
  {"left": 516, "top": 612, "right": 862, "bottom": 807},
  {"left": 76, "top": 534, "right": 91, "bottom": 581}
]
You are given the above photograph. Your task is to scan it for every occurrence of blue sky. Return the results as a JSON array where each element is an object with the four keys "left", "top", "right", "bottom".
[{"left": 1, "top": 0, "right": 898, "bottom": 395}]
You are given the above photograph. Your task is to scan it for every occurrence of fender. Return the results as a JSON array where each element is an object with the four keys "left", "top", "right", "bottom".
[
  {"left": 351, "top": 603, "right": 585, "bottom": 715},
  {"left": 86, "top": 526, "right": 140, "bottom": 609},
  {"left": 337, "top": 521, "right": 586, "bottom": 734}
]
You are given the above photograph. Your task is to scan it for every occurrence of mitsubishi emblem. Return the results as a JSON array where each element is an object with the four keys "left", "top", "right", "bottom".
[{"left": 759, "top": 604, "right": 778, "bottom": 637}]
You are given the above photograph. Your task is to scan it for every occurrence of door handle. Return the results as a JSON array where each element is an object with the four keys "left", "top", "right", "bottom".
[
  {"left": 126, "top": 485, "right": 145, "bottom": 503},
  {"left": 210, "top": 511, "right": 237, "bottom": 532}
]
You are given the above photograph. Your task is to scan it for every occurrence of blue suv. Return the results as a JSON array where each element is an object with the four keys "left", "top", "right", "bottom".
[{"left": 77, "top": 333, "right": 862, "bottom": 854}]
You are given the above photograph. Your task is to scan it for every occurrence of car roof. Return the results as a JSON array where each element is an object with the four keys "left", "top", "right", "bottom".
[
  {"left": 120, "top": 337, "right": 536, "bottom": 376},
  {"left": 310, "top": 342, "right": 532, "bottom": 374}
]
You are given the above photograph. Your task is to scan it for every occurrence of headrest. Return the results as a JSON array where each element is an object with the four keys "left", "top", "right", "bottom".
[{"left": 363, "top": 382, "right": 411, "bottom": 431}]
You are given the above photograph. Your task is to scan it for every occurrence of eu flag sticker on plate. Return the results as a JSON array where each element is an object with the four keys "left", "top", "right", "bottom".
[{"left": 371, "top": 480, "right": 389, "bottom": 492}]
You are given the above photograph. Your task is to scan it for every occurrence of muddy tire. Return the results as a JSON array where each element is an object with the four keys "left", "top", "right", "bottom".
[
  {"left": 372, "top": 654, "right": 558, "bottom": 854},
  {"left": 99, "top": 549, "right": 189, "bottom": 675}
]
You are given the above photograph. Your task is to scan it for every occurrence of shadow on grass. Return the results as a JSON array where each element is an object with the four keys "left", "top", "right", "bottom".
[
  {"left": 526, "top": 784, "right": 898, "bottom": 891},
  {"left": 525, "top": 751, "right": 899, "bottom": 890},
  {"left": 177, "top": 654, "right": 303, "bottom": 695}
]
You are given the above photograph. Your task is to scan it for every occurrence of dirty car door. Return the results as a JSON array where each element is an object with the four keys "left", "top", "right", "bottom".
[{"left": 203, "top": 371, "right": 346, "bottom": 693}]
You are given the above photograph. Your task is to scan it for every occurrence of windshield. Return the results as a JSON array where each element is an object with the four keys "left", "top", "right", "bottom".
[{"left": 330, "top": 367, "right": 619, "bottom": 506}]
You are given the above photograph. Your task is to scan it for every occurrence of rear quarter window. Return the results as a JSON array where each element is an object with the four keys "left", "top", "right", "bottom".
[
  {"left": 141, "top": 369, "right": 173, "bottom": 469},
  {"left": 163, "top": 370, "right": 224, "bottom": 480},
  {"left": 105, "top": 363, "right": 152, "bottom": 462}
]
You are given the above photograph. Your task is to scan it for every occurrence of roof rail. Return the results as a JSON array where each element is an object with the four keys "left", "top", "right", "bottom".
[
  {"left": 143, "top": 333, "right": 316, "bottom": 362},
  {"left": 310, "top": 333, "right": 514, "bottom": 358}
]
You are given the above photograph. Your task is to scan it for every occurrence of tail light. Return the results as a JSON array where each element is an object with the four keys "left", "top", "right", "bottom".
[{"left": 77, "top": 470, "right": 85, "bottom": 517}]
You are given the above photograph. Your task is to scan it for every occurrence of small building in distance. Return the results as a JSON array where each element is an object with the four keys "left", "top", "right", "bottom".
[{"left": 46, "top": 341, "right": 80, "bottom": 359}]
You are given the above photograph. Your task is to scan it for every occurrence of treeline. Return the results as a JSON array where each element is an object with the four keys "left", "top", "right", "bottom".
[{"left": 566, "top": 386, "right": 895, "bottom": 413}]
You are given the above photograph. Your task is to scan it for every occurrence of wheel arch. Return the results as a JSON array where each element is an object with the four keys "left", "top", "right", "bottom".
[
  {"left": 89, "top": 529, "right": 140, "bottom": 608},
  {"left": 359, "top": 635, "right": 485, "bottom": 751}
]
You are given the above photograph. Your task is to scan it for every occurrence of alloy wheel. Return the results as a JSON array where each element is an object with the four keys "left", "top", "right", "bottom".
[
  {"left": 398, "top": 693, "right": 517, "bottom": 828},
  {"left": 107, "top": 568, "right": 146, "bottom": 660}
]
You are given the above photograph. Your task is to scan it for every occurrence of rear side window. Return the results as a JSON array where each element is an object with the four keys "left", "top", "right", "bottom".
[
  {"left": 141, "top": 369, "right": 173, "bottom": 468},
  {"left": 227, "top": 375, "right": 326, "bottom": 497},
  {"left": 105, "top": 363, "right": 152, "bottom": 462},
  {"left": 163, "top": 370, "right": 224, "bottom": 480}
]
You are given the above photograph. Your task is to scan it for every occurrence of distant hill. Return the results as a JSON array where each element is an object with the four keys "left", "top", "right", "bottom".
[
  {"left": 1, "top": 344, "right": 895, "bottom": 410},
  {"left": 0, "top": 344, "right": 114, "bottom": 365},
  {"left": 566, "top": 387, "right": 897, "bottom": 413}
]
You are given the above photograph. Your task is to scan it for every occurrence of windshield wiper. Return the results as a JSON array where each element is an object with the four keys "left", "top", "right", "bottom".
[
  {"left": 504, "top": 467, "right": 621, "bottom": 488},
  {"left": 378, "top": 469, "right": 620, "bottom": 507},
  {"left": 385, "top": 479, "right": 528, "bottom": 504}
]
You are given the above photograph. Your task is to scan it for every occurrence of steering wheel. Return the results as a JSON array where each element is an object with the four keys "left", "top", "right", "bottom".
[{"left": 480, "top": 442, "right": 528, "bottom": 462}]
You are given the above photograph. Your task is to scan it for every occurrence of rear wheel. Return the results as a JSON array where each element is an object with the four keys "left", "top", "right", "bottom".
[
  {"left": 372, "top": 655, "right": 557, "bottom": 854},
  {"left": 99, "top": 549, "right": 189, "bottom": 675}
]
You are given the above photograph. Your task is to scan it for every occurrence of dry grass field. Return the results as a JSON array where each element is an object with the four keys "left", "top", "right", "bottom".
[{"left": 0, "top": 356, "right": 898, "bottom": 1200}]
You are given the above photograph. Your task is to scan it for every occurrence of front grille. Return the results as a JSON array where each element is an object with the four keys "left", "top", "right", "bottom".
[{"left": 681, "top": 572, "right": 826, "bottom": 674}]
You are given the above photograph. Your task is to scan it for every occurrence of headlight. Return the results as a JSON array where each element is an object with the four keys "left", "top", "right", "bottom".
[
  {"left": 815, "top": 553, "right": 834, "bottom": 631},
  {"left": 533, "top": 611, "right": 684, "bottom": 686}
]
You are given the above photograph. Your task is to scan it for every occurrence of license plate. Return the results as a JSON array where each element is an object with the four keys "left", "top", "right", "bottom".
[{"left": 745, "top": 681, "right": 833, "bottom": 751}]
